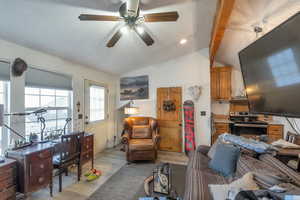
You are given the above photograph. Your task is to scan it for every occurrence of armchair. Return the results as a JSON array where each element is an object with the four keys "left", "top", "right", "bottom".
[{"left": 122, "top": 117, "right": 160, "bottom": 162}]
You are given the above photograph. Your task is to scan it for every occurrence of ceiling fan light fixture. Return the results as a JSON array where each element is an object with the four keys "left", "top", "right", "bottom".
[
  {"left": 121, "top": 26, "right": 129, "bottom": 34},
  {"left": 180, "top": 38, "right": 187, "bottom": 45},
  {"left": 136, "top": 26, "right": 144, "bottom": 34}
]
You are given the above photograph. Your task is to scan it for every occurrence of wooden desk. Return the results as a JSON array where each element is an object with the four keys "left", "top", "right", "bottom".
[
  {"left": 0, "top": 158, "right": 17, "bottom": 200},
  {"left": 6, "top": 132, "right": 94, "bottom": 198}
]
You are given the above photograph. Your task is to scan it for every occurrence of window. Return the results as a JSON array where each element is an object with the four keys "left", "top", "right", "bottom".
[
  {"left": 89, "top": 85, "right": 105, "bottom": 122},
  {"left": 25, "top": 87, "right": 72, "bottom": 138},
  {"left": 0, "top": 81, "right": 9, "bottom": 155},
  {"left": 268, "top": 48, "right": 300, "bottom": 87}
]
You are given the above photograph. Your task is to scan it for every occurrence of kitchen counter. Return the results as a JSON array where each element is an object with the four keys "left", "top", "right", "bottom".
[{"left": 213, "top": 119, "right": 234, "bottom": 124}]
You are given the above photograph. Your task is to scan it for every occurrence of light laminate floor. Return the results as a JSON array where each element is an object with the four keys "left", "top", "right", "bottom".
[{"left": 27, "top": 147, "right": 188, "bottom": 200}]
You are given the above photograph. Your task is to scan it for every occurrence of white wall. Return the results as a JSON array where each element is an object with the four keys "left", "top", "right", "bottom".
[
  {"left": 118, "top": 49, "right": 212, "bottom": 146},
  {"left": 0, "top": 39, "right": 118, "bottom": 154}
]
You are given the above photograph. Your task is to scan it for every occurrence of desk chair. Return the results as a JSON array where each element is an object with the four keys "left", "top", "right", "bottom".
[{"left": 53, "top": 132, "right": 84, "bottom": 192}]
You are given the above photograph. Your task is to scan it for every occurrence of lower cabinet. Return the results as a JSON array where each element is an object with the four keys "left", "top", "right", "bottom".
[
  {"left": 267, "top": 124, "right": 284, "bottom": 143},
  {"left": 212, "top": 122, "right": 230, "bottom": 145}
]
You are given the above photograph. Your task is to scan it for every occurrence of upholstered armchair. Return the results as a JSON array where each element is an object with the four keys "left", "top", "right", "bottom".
[{"left": 121, "top": 117, "right": 160, "bottom": 162}]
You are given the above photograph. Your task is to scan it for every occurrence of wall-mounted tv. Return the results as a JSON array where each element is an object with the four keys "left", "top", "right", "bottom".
[{"left": 239, "top": 12, "right": 300, "bottom": 118}]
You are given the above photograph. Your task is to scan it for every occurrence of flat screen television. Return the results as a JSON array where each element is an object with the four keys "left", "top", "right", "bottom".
[{"left": 239, "top": 12, "right": 300, "bottom": 118}]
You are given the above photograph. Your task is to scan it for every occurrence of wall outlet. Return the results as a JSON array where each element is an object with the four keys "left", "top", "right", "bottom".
[{"left": 200, "top": 111, "right": 206, "bottom": 116}]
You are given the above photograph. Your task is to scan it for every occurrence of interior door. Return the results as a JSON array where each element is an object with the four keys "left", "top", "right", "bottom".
[
  {"left": 84, "top": 80, "right": 108, "bottom": 153},
  {"left": 157, "top": 87, "right": 182, "bottom": 152}
]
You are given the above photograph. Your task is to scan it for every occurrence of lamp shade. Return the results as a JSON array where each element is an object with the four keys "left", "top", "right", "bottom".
[{"left": 124, "top": 107, "right": 139, "bottom": 115}]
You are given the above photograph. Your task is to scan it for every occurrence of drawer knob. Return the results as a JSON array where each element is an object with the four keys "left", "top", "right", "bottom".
[
  {"left": 86, "top": 145, "right": 89, "bottom": 149},
  {"left": 38, "top": 177, "right": 44, "bottom": 183},
  {"left": 40, "top": 164, "right": 44, "bottom": 169}
]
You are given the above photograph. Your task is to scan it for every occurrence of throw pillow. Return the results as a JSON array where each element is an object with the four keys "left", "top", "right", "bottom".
[
  {"left": 209, "top": 172, "right": 259, "bottom": 200},
  {"left": 209, "top": 143, "right": 240, "bottom": 177},
  {"left": 208, "top": 137, "right": 222, "bottom": 159}
]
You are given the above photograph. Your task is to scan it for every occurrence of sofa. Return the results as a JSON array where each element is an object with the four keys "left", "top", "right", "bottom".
[
  {"left": 184, "top": 145, "right": 300, "bottom": 200},
  {"left": 121, "top": 117, "right": 160, "bottom": 162}
]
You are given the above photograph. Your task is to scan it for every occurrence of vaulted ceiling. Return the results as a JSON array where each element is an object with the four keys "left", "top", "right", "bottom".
[
  {"left": 0, "top": 0, "right": 217, "bottom": 74},
  {"left": 216, "top": 0, "right": 300, "bottom": 69}
]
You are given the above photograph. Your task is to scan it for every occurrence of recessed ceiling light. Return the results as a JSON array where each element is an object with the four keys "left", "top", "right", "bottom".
[
  {"left": 136, "top": 26, "right": 144, "bottom": 34},
  {"left": 180, "top": 38, "right": 187, "bottom": 45},
  {"left": 121, "top": 26, "right": 129, "bottom": 34}
]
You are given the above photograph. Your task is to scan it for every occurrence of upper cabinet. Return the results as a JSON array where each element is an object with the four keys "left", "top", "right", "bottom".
[{"left": 211, "top": 66, "right": 232, "bottom": 101}]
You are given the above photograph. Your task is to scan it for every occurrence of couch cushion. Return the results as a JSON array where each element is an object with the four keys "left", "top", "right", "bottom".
[
  {"left": 184, "top": 169, "right": 229, "bottom": 200},
  {"left": 237, "top": 154, "right": 289, "bottom": 189},
  {"left": 129, "top": 139, "right": 154, "bottom": 151},
  {"left": 209, "top": 172, "right": 259, "bottom": 200},
  {"left": 132, "top": 118, "right": 149, "bottom": 126},
  {"left": 208, "top": 137, "right": 222, "bottom": 159},
  {"left": 209, "top": 144, "right": 240, "bottom": 177},
  {"left": 131, "top": 125, "right": 152, "bottom": 139},
  {"left": 259, "top": 154, "right": 300, "bottom": 186}
]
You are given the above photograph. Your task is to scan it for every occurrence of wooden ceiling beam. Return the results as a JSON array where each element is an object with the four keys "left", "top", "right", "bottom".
[{"left": 209, "top": 0, "right": 236, "bottom": 67}]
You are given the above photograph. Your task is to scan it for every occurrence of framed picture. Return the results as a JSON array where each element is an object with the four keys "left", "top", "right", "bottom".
[{"left": 120, "top": 75, "right": 149, "bottom": 100}]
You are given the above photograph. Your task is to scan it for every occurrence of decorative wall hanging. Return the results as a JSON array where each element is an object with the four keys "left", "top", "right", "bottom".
[
  {"left": 188, "top": 85, "right": 202, "bottom": 101},
  {"left": 162, "top": 87, "right": 176, "bottom": 112},
  {"left": 163, "top": 100, "right": 176, "bottom": 112},
  {"left": 12, "top": 58, "right": 28, "bottom": 77},
  {"left": 120, "top": 75, "right": 149, "bottom": 100}
]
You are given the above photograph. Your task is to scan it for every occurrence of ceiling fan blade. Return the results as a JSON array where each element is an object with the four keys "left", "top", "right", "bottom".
[
  {"left": 79, "top": 14, "right": 122, "bottom": 21},
  {"left": 107, "top": 29, "right": 123, "bottom": 48},
  {"left": 134, "top": 27, "right": 154, "bottom": 46},
  {"left": 143, "top": 11, "right": 179, "bottom": 22}
]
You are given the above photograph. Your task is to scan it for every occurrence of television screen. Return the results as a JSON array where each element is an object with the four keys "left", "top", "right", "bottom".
[{"left": 239, "top": 12, "right": 300, "bottom": 117}]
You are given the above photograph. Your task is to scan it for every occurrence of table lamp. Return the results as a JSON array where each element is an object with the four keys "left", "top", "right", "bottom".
[{"left": 124, "top": 100, "right": 139, "bottom": 115}]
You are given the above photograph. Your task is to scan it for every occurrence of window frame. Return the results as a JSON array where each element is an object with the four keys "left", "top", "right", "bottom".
[
  {"left": 24, "top": 87, "right": 73, "bottom": 136},
  {"left": 0, "top": 81, "right": 10, "bottom": 155},
  {"left": 85, "top": 80, "right": 108, "bottom": 124}
]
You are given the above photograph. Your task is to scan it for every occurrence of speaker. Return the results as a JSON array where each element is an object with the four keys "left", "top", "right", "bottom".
[{"left": 12, "top": 58, "right": 28, "bottom": 77}]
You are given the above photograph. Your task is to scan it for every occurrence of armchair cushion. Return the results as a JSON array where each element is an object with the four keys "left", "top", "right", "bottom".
[
  {"left": 132, "top": 125, "right": 152, "bottom": 139},
  {"left": 129, "top": 139, "right": 154, "bottom": 151}
]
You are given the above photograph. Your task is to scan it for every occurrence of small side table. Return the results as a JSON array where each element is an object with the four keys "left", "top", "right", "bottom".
[{"left": 275, "top": 148, "right": 300, "bottom": 172}]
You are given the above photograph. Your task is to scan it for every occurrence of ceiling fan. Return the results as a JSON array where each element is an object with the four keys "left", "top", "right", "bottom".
[{"left": 78, "top": 0, "right": 179, "bottom": 48}]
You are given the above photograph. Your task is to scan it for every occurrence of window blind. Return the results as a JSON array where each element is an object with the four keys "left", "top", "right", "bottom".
[
  {"left": 25, "top": 67, "right": 72, "bottom": 90},
  {"left": 0, "top": 61, "right": 10, "bottom": 81}
]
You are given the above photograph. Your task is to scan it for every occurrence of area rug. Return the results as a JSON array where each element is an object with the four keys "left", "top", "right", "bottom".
[{"left": 88, "top": 162, "right": 186, "bottom": 200}]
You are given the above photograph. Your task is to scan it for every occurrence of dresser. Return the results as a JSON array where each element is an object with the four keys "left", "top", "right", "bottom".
[
  {"left": 6, "top": 143, "right": 54, "bottom": 198},
  {"left": 0, "top": 159, "right": 17, "bottom": 200}
]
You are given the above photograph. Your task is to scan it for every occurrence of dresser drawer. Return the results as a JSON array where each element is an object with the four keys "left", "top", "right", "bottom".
[
  {"left": 0, "top": 166, "right": 15, "bottom": 183},
  {"left": 28, "top": 149, "right": 52, "bottom": 162},
  {"left": 0, "top": 186, "right": 16, "bottom": 200},
  {"left": 0, "top": 177, "right": 15, "bottom": 191},
  {"left": 81, "top": 151, "right": 93, "bottom": 164},
  {"left": 268, "top": 125, "right": 283, "bottom": 133}
]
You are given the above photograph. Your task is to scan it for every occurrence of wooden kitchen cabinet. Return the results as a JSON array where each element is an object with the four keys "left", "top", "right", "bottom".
[
  {"left": 211, "top": 66, "right": 232, "bottom": 101},
  {"left": 267, "top": 124, "right": 284, "bottom": 143},
  {"left": 212, "top": 122, "right": 230, "bottom": 144}
]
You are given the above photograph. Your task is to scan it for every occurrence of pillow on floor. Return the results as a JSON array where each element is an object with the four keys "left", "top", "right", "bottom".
[
  {"left": 209, "top": 143, "right": 240, "bottom": 177},
  {"left": 209, "top": 172, "right": 259, "bottom": 200}
]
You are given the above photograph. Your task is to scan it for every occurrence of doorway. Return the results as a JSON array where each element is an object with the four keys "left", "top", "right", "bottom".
[{"left": 157, "top": 87, "right": 182, "bottom": 152}]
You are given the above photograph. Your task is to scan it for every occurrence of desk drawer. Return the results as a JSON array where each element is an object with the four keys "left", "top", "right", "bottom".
[
  {"left": 81, "top": 151, "right": 93, "bottom": 164},
  {"left": 28, "top": 149, "right": 52, "bottom": 162},
  {"left": 29, "top": 158, "right": 52, "bottom": 177}
]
